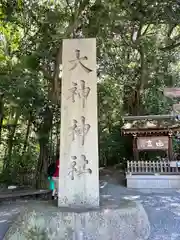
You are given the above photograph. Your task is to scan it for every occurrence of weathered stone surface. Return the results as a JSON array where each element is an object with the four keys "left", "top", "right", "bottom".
[
  {"left": 4, "top": 200, "right": 150, "bottom": 240},
  {"left": 127, "top": 174, "right": 180, "bottom": 188},
  {"left": 59, "top": 38, "right": 99, "bottom": 208}
]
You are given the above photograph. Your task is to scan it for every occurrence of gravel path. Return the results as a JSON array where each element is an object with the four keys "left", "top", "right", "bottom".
[
  {"left": 101, "top": 183, "right": 180, "bottom": 240},
  {"left": 1, "top": 185, "right": 180, "bottom": 239},
  {"left": 0, "top": 201, "right": 24, "bottom": 240}
]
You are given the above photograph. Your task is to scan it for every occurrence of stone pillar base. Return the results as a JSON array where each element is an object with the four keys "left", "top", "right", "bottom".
[{"left": 4, "top": 200, "right": 150, "bottom": 240}]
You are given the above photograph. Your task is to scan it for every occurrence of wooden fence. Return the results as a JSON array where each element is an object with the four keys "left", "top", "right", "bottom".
[{"left": 127, "top": 160, "right": 180, "bottom": 174}]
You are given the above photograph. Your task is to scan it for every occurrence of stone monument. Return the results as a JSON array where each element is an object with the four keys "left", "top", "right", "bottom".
[
  {"left": 4, "top": 38, "right": 150, "bottom": 240},
  {"left": 58, "top": 38, "right": 99, "bottom": 208}
]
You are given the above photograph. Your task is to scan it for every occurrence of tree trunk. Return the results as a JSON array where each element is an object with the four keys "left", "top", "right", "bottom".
[
  {"left": 49, "top": 128, "right": 53, "bottom": 163},
  {"left": 36, "top": 139, "right": 49, "bottom": 188},
  {"left": 0, "top": 93, "right": 4, "bottom": 144},
  {"left": 36, "top": 105, "right": 53, "bottom": 188},
  {"left": 3, "top": 109, "right": 20, "bottom": 183},
  {"left": 21, "top": 111, "right": 32, "bottom": 159},
  {"left": 56, "top": 120, "right": 60, "bottom": 157}
]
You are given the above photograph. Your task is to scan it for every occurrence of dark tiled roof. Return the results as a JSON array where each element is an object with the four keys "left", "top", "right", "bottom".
[{"left": 121, "top": 120, "right": 180, "bottom": 135}]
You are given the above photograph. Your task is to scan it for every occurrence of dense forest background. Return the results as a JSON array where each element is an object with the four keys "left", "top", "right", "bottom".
[{"left": 0, "top": 0, "right": 180, "bottom": 186}]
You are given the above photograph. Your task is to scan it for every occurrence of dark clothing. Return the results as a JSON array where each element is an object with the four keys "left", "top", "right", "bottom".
[{"left": 47, "top": 162, "right": 56, "bottom": 177}]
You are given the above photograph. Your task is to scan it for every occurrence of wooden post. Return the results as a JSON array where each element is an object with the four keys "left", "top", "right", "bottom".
[
  {"left": 168, "top": 131, "right": 173, "bottom": 161},
  {"left": 133, "top": 133, "right": 138, "bottom": 161}
]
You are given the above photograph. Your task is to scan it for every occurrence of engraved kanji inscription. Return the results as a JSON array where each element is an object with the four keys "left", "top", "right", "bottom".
[
  {"left": 156, "top": 140, "right": 164, "bottom": 147},
  {"left": 68, "top": 157, "right": 78, "bottom": 180},
  {"left": 68, "top": 155, "right": 92, "bottom": 180},
  {"left": 67, "top": 80, "right": 90, "bottom": 108},
  {"left": 68, "top": 82, "right": 78, "bottom": 103},
  {"left": 69, "top": 116, "right": 90, "bottom": 145},
  {"left": 79, "top": 154, "right": 92, "bottom": 175},
  {"left": 137, "top": 136, "right": 169, "bottom": 150},
  {"left": 69, "top": 49, "right": 93, "bottom": 73},
  {"left": 146, "top": 140, "right": 152, "bottom": 147}
]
